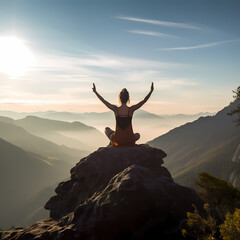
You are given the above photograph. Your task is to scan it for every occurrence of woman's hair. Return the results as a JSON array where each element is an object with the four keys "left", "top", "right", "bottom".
[{"left": 119, "top": 88, "right": 130, "bottom": 105}]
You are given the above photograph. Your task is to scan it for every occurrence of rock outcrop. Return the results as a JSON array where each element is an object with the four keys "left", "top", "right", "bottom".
[
  {"left": 232, "top": 143, "right": 240, "bottom": 163},
  {"left": 1, "top": 145, "right": 204, "bottom": 240},
  {"left": 229, "top": 143, "right": 240, "bottom": 188}
]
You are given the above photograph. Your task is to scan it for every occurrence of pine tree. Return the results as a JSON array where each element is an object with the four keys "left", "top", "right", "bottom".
[{"left": 228, "top": 86, "right": 240, "bottom": 126}]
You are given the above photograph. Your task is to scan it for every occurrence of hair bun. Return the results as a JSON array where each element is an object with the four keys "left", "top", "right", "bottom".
[{"left": 119, "top": 88, "right": 130, "bottom": 104}]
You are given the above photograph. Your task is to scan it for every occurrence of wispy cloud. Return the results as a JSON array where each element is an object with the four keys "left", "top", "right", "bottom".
[
  {"left": 116, "top": 16, "right": 201, "bottom": 30},
  {"left": 158, "top": 39, "right": 240, "bottom": 51},
  {"left": 35, "top": 51, "right": 184, "bottom": 73},
  {"left": 155, "top": 78, "right": 198, "bottom": 90},
  {"left": 1, "top": 50, "right": 188, "bottom": 102},
  {"left": 129, "top": 30, "right": 177, "bottom": 39}
]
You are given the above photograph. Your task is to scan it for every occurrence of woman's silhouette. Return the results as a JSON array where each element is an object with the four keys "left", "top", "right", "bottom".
[{"left": 92, "top": 82, "right": 154, "bottom": 146}]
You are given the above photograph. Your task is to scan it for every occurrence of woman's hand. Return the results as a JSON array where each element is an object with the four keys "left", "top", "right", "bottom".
[
  {"left": 92, "top": 83, "right": 96, "bottom": 93},
  {"left": 151, "top": 82, "right": 154, "bottom": 92}
]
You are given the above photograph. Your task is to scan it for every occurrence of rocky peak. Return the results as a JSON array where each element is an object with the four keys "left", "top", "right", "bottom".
[
  {"left": 1, "top": 145, "right": 204, "bottom": 240},
  {"left": 45, "top": 144, "right": 169, "bottom": 219}
]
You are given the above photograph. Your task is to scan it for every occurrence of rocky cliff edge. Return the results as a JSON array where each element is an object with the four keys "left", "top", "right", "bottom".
[{"left": 1, "top": 144, "right": 203, "bottom": 240}]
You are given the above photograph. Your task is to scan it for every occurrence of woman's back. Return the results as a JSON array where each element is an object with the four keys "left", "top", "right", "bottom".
[
  {"left": 116, "top": 105, "right": 132, "bottom": 116},
  {"left": 115, "top": 106, "right": 132, "bottom": 129},
  {"left": 112, "top": 106, "right": 135, "bottom": 146}
]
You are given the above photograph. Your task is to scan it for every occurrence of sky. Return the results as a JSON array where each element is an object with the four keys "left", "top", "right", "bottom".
[{"left": 0, "top": 0, "right": 239, "bottom": 114}]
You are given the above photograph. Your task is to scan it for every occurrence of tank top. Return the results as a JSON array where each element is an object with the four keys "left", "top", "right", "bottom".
[
  {"left": 115, "top": 108, "right": 132, "bottom": 130},
  {"left": 111, "top": 107, "right": 135, "bottom": 146}
]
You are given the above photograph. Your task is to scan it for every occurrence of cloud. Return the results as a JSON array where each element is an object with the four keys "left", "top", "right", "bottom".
[
  {"left": 155, "top": 78, "right": 198, "bottom": 90},
  {"left": 128, "top": 30, "right": 177, "bottom": 39},
  {"left": 33, "top": 51, "right": 184, "bottom": 78},
  {"left": 0, "top": 52, "right": 176, "bottom": 100},
  {"left": 158, "top": 39, "right": 240, "bottom": 51},
  {"left": 0, "top": 48, "right": 194, "bottom": 112},
  {"left": 116, "top": 16, "right": 201, "bottom": 30}
]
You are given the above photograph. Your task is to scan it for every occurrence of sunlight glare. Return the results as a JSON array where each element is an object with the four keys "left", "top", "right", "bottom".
[{"left": 0, "top": 36, "right": 35, "bottom": 77}]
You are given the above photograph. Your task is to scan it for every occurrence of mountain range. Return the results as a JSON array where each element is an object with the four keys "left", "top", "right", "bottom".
[
  {"left": 0, "top": 116, "right": 106, "bottom": 229},
  {"left": 0, "top": 138, "right": 71, "bottom": 229},
  {"left": 15, "top": 116, "right": 107, "bottom": 151},
  {"left": 148, "top": 100, "right": 240, "bottom": 188},
  {"left": 0, "top": 119, "right": 87, "bottom": 165},
  {"left": 0, "top": 110, "right": 212, "bottom": 143}
]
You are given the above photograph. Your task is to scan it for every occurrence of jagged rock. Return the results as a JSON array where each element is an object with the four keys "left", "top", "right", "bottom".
[
  {"left": 229, "top": 144, "right": 240, "bottom": 188},
  {"left": 229, "top": 170, "right": 240, "bottom": 188},
  {"left": 232, "top": 143, "right": 240, "bottom": 162},
  {"left": 70, "top": 164, "right": 203, "bottom": 240},
  {"left": 1, "top": 145, "right": 204, "bottom": 240},
  {"left": 45, "top": 144, "right": 170, "bottom": 219}
]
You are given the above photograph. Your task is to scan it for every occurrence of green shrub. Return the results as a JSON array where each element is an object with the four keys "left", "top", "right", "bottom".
[
  {"left": 228, "top": 85, "right": 240, "bottom": 126},
  {"left": 196, "top": 172, "right": 240, "bottom": 218},
  {"left": 220, "top": 208, "right": 240, "bottom": 240},
  {"left": 182, "top": 203, "right": 217, "bottom": 240},
  {"left": 183, "top": 172, "right": 240, "bottom": 239}
]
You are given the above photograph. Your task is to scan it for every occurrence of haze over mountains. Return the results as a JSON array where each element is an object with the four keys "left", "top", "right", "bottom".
[
  {"left": 148, "top": 100, "right": 240, "bottom": 188},
  {"left": 15, "top": 116, "right": 107, "bottom": 151},
  {"left": 0, "top": 115, "right": 106, "bottom": 229},
  {"left": 0, "top": 138, "right": 70, "bottom": 229},
  {"left": 0, "top": 110, "right": 212, "bottom": 143},
  {"left": 0, "top": 119, "right": 88, "bottom": 165}
]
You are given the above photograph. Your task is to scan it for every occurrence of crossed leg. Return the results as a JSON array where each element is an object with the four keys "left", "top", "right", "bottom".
[
  {"left": 134, "top": 132, "right": 140, "bottom": 141},
  {"left": 105, "top": 127, "right": 114, "bottom": 141},
  {"left": 105, "top": 127, "right": 140, "bottom": 142}
]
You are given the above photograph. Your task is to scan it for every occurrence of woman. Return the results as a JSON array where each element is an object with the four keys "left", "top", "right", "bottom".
[{"left": 92, "top": 82, "right": 154, "bottom": 146}]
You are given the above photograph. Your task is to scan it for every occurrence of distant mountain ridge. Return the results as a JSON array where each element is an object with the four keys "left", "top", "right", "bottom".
[
  {"left": 15, "top": 116, "right": 107, "bottom": 150},
  {"left": 148, "top": 100, "right": 240, "bottom": 187},
  {"left": 0, "top": 115, "right": 104, "bottom": 229},
  {"left": 0, "top": 115, "right": 108, "bottom": 229},
  {"left": 0, "top": 115, "right": 107, "bottom": 152},
  {"left": 0, "top": 110, "right": 214, "bottom": 143},
  {"left": 0, "top": 120, "right": 86, "bottom": 164},
  {"left": 0, "top": 138, "right": 71, "bottom": 229},
  {"left": 0, "top": 109, "right": 213, "bottom": 121}
]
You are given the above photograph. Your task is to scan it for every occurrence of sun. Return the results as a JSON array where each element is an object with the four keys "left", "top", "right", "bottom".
[{"left": 0, "top": 36, "right": 35, "bottom": 78}]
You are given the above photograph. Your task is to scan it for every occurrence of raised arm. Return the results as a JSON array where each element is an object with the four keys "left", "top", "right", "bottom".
[
  {"left": 131, "top": 82, "right": 154, "bottom": 112},
  {"left": 92, "top": 83, "right": 117, "bottom": 111}
]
